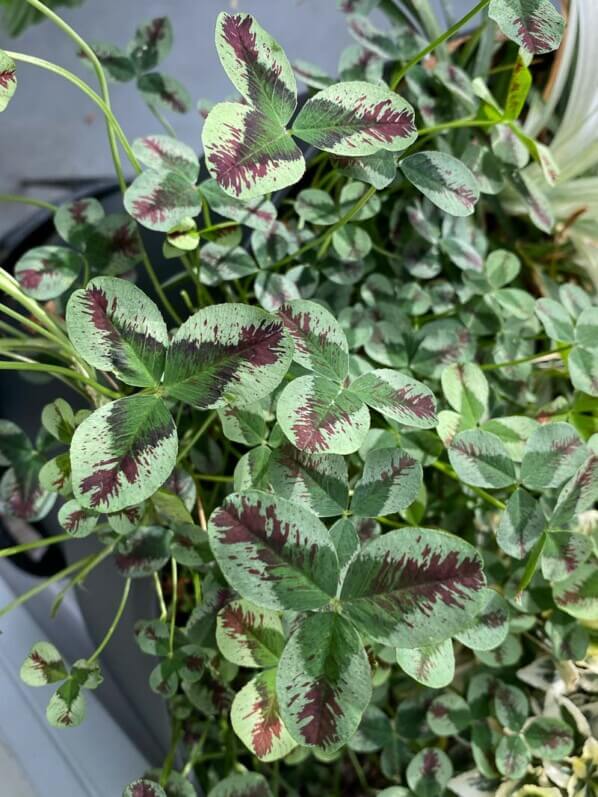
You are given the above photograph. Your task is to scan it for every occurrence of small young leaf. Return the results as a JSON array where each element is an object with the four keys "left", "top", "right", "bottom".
[
  {"left": 20, "top": 642, "right": 67, "bottom": 686},
  {"left": 200, "top": 242, "right": 258, "bottom": 286},
  {"left": 128, "top": 17, "right": 172, "bottom": 72},
  {"left": 541, "top": 531, "right": 593, "bottom": 583},
  {"left": 268, "top": 443, "right": 349, "bottom": 517},
  {"left": 124, "top": 169, "right": 201, "bottom": 232},
  {"left": 41, "top": 399, "right": 76, "bottom": 444},
  {"left": 46, "top": 680, "right": 86, "bottom": 728},
  {"left": 163, "top": 304, "right": 292, "bottom": 409},
  {"left": 138, "top": 73, "right": 192, "bottom": 114},
  {"left": 54, "top": 197, "right": 105, "bottom": 246},
  {"left": 340, "top": 528, "right": 486, "bottom": 647},
  {"left": 406, "top": 748, "right": 453, "bottom": 797},
  {"left": 207, "top": 491, "right": 339, "bottom": 611},
  {"left": 535, "top": 298, "right": 575, "bottom": 342},
  {"left": 58, "top": 499, "right": 98, "bottom": 538},
  {"left": 396, "top": 640, "right": 455, "bottom": 689},
  {"left": 293, "top": 60, "right": 334, "bottom": 90},
  {"left": 441, "top": 363, "right": 488, "bottom": 425},
  {"left": 333, "top": 150, "right": 397, "bottom": 190},
  {"left": 351, "top": 369, "right": 438, "bottom": 428},
  {"left": 485, "top": 249, "right": 521, "bottom": 289},
  {"left": 277, "top": 612, "right": 372, "bottom": 753},
  {"left": 552, "top": 563, "right": 597, "bottom": 621},
  {"left": 400, "top": 152, "right": 480, "bottom": 217},
  {"left": 488, "top": 0, "right": 564, "bottom": 56},
  {"left": 199, "top": 178, "right": 277, "bottom": 231},
  {"left": 520, "top": 422, "right": 587, "bottom": 491},
  {"left": 0, "top": 50, "right": 17, "bottom": 111},
  {"left": 449, "top": 429, "right": 516, "bottom": 489},
  {"left": 276, "top": 375, "right": 370, "bottom": 455},
  {"left": 15, "top": 246, "right": 82, "bottom": 300},
  {"left": 551, "top": 452, "right": 598, "bottom": 528},
  {"left": 215, "top": 13, "right": 297, "bottom": 125},
  {"left": 70, "top": 396, "right": 177, "bottom": 513},
  {"left": 496, "top": 488, "right": 546, "bottom": 559},
  {"left": 279, "top": 299, "right": 349, "bottom": 381},
  {"left": 293, "top": 81, "right": 417, "bottom": 156},
  {"left": 216, "top": 600, "right": 285, "bottom": 667},
  {"left": 426, "top": 691, "right": 471, "bottom": 734},
  {"left": 115, "top": 526, "right": 172, "bottom": 578},
  {"left": 231, "top": 669, "right": 296, "bottom": 762},
  {"left": 351, "top": 448, "right": 422, "bottom": 517},
  {"left": 203, "top": 102, "right": 305, "bottom": 200},
  {"left": 524, "top": 717, "right": 574, "bottom": 760},
  {"left": 83, "top": 42, "right": 135, "bottom": 83},
  {"left": 66, "top": 277, "right": 168, "bottom": 388}
]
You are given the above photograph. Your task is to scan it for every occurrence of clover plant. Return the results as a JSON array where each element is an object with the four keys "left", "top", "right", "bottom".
[{"left": 0, "top": 1, "right": 597, "bottom": 796}]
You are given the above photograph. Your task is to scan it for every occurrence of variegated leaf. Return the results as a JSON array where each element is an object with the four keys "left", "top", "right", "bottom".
[
  {"left": 340, "top": 528, "right": 486, "bottom": 647},
  {"left": 39, "top": 454, "right": 71, "bottom": 497},
  {"left": 406, "top": 748, "right": 453, "bottom": 796},
  {"left": 231, "top": 669, "right": 296, "bottom": 761},
  {"left": 124, "top": 168, "right": 201, "bottom": 232},
  {"left": 219, "top": 401, "right": 269, "bottom": 447},
  {"left": 215, "top": 13, "right": 297, "bottom": 124},
  {"left": 127, "top": 17, "right": 172, "bottom": 72},
  {"left": 54, "top": 197, "right": 104, "bottom": 246},
  {"left": 551, "top": 452, "right": 598, "bottom": 528},
  {"left": 542, "top": 531, "right": 593, "bottom": 583},
  {"left": 66, "top": 277, "right": 168, "bottom": 388},
  {"left": 1, "top": 461, "right": 56, "bottom": 522},
  {"left": 0, "top": 50, "right": 17, "bottom": 112},
  {"left": 277, "top": 612, "right": 371, "bottom": 752},
  {"left": 0, "top": 419, "right": 33, "bottom": 466},
  {"left": 199, "top": 178, "right": 278, "bottom": 232},
  {"left": 132, "top": 135, "right": 199, "bottom": 182},
  {"left": 137, "top": 73, "right": 191, "bottom": 114},
  {"left": 293, "top": 60, "right": 334, "bottom": 90},
  {"left": 494, "top": 684, "right": 528, "bottom": 731},
  {"left": 329, "top": 517, "right": 361, "bottom": 573},
  {"left": 569, "top": 346, "right": 598, "bottom": 397},
  {"left": 268, "top": 443, "right": 349, "bottom": 517},
  {"left": 83, "top": 41, "right": 135, "bottom": 83},
  {"left": 349, "top": 705, "right": 392, "bottom": 753},
  {"left": 46, "top": 681, "right": 86, "bottom": 728},
  {"left": 20, "top": 642, "right": 67, "bottom": 687},
  {"left": 396, "top": 640, "right": 455, "bottom": 689},
  {"left": 332, "top": 150, "right": 397, "bottom": 190},
  {"left": 488, "top": 0, "right": 565, "bottom": 56},
  {"left": 524, "top": 717, "right": 574, "bottom": 760},
  {"left": 449, "top": 429, "right": 517, "bottom": 489},
  {"left": 70, "top": 396, "right": 177, "bottom": 513},
  {"left": 115, "top": 526, "right": 172, "bottom": 578},
  {"left": 351, "top": 369, "right": 438, "bottom": 428},
  {"left": 14, "top": 246, "right": 82, "bottom": 300},
  {"left": 293, "top": 81, "right": 417, "bottom": 156},
  {"left": 486, "top": 249, "right": 521, "bottom": 289},
  {"left": 441, "top": 363, "right": 488, "bottom": 426},
  {"left": 163, "top": 304, "right": 292, "bottom": 409},
  {"left": 42, "top": 399, "right": 76, "bottom": 444},
  {"left": 276, "top": 375, "right": 370, "bottom": 455},
  {"left": 200, "top": 242, "right": 258, "bottom": 286},
  {"left": 123, "top": 781, "right": 167, "bottom": 797},
  {"left": 58, "top": 499, "right": 98, "bottom": 538},
  {"left": 496, "top": 734, "right": 530, "bottom": 779},
  {"left": 278, "top": 299, "right": 349, "bottom": 381},
  {"left": 521, "top": 422, "right": 587, "bottom": 491},
  {"left": 427, "top": 692, "right": 471, "bottom": 736},
  {"left": 351, "top": 448, "right": 422, "bottom": 517},
  {"left": 254, "top": 272, "right": 300, "bottom": 312},
  {"left": 454, "top": 589, "right": 510, "bottom": 651},
  {"left": 207, "top": 491, "right": 339, "bottom": 611},
  {"left": 202, "top": 102, "right": 305, "bottom": 200},
  {"left": 575, "top": 307, "right": 598, "bottom": 350},
  {"left": 400, "top": 152, "right": 480, "bottom": 217},
  {"left": 208, "top": 773, "right": 272, "bottom": 797},
  {"left": 553, "top": 563, "right": 597, "bottom": 621},
  {"left": 216, "top": 599, "right": 284, "bottom": 667},
  {"left": 496, "top": 488, "right": 546, "bottom": 559},
  {"left": 481, "top": 416, "right": 538, "bottom": 462}
]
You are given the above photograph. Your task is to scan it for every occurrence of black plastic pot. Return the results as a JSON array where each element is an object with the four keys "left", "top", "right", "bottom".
[{"left": 0, "top": 181, "right": 179, "bottom": 765}]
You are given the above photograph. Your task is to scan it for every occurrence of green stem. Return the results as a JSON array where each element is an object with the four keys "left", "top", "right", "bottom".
[
  {"left": 418, "top": 117, "right": 497, "bottom": 136},
  {"left": 153, "top": 572, "right": 168, "bottom": 621},
  {"left": 347, "top": 749, "right": 370, "bottom": 795},
  {"left": 0, "top": 533, "right": 71, "bottom": 558},
  {"left": 390, "top": 0, "right": 492, "bottom": 90},
  {"left": 432, "top": 460, "right": 506, "bottom": 510},
  {"left": 176, "top": 412, "right": 217, "bottom": 464},
  {"left": 168, "top": 558, "right": 178, "bottom": 658},
  {"left": 0, "top": 554, "right": 97, "bottom": 618},
  {"left": 140, "top": 249, "right": 182, "bottom": 326},
  {"left": 6, "top": 51, "right": 140, "bottom": 175},
  {"left": 195, "top": 473, "right": 234, "bottom": 484},
  {"left": 23, "top": 0, "right": 129, "bottom": 191},
  {"left": 0, "top": 193, "right": 58, "bottom": 212},
  {"left": 160, "top": 721, "right": 183, "bottom": 787},
  {"left": 0, "top": 361, "right": 121, "bottom": 399},
  {"left": 0, "top": 268, "right": 70, "bottom": 345},
  {"left": 481, "top": 346, "right": 571, "bottom": 371},
  {"left": 87, "top": 577, "right": 131, "bottom": 664},
  {"left": 0, "top": 302, "right": 66, "bottom": 350}
]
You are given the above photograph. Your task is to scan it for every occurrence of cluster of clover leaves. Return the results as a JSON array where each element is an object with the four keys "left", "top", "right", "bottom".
[{"left": 0, "top": 0, "right": 597, "bottom": 796}]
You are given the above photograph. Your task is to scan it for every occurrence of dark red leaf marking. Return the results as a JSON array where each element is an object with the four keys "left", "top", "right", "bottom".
[
  {"left": 245, "top": 677, "right": 284, "bottom": 757},
  {"left": 421, "top": 748, "right": 440, "bottom": 776},
  {"left": 429, "top": 702, "right": 448, "bottom": 718},
  {"left": 69, "top": 199, "right": 90, "bottom": 223},
  {"left": 16, "top": 269, "right": 43, "bottom": 289},
  {"left": 482, "top": 608, "right": 507, "bottom": 629},
  {"left": 78, "top": 402, "right": 172, "bottom": 508},
  {"left": 63, "top": 508, "right": 87, "bottom": 532},
  {"left": 514, "top": 15, "right": 553, "bottom": 53},
  {"left": 132, "top": 183, "right": 178, "bottom": 225},
  {"left": 110, "top": 222, "right": 141, "bottom": 258},
  {"left": 0, "top": 68, "right": 16, "bottom": 89},
  {"left": 146, "top": 17, "right": 167, "bottom": 46},
  {"left": 294, "top": 676, "right": 343, "bottom": 747}
]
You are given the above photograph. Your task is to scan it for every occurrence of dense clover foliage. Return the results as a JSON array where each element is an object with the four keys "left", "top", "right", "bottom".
[{"left": 0, "top": 1, "right": 597, "bottom": 796}]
